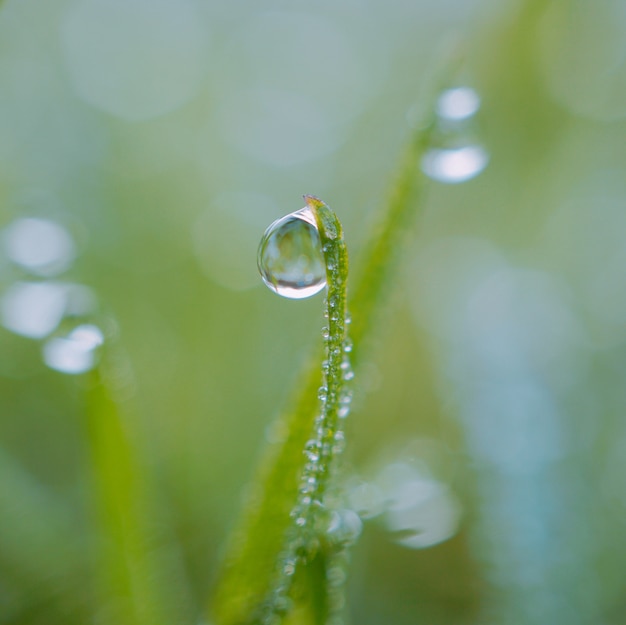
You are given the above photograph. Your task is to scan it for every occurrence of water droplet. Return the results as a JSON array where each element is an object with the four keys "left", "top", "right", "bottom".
[
  {"left": 328, "top": 593, "right": 346, "bottom": 614},
  {"left": 1, "top": 281, "right": 68, "bottom": 339},
  {"left": 273, "top": 595, "right": 293, "bottom": 614},
  {"left": 436, "top": 87, "right": 481, "bottom": 121},
  {"left": 304, "top": 462, "right": 318, "bottom": 474},
  {"left": 3, "top": 218, "right": 75, "bottom": 277},
  {"left": 305, "top": 439, "right": 320, "bottom": 452},
  {"left": 346, "top": 480, "right": 384, "bottom": 519},
  {"left": 376, "top": 461, "right": 462, "bottom": 549},
  {"left": 325, "top": 509, "right": 363, "bottom": 546},
  {"left": 327, "top": 566, "right": 347, "bottom": 587},
  {"left": 42, "top": 323, "right": 104, "bottom": 374},
  {"left": 422, "top": 84, "right": 488, "bottom": 184},
  {"left": 421, "top": 144, "right": 488, "bottom": 184},
  {"left": 332, "top": 433, "right": 346, "bottom": 454},
  {"left": 318, "top": 386, "right": 328, "bottom": 401},
  {"left": 258, "top": 207, "right": 326, "bottom": 299},
  {"left": 305, "top": 448, "right": 320, "bottom": 462},
  {"left": 339, "top": 390, "right": 353, "bottom": 405}
]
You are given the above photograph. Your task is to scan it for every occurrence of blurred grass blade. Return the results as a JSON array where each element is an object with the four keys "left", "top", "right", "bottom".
[
  {"left": 0, "top": 448, "right": 90, "bottom": 621},
  {"left": 211, "top": 54, "right": 459, "bottom": 625},
  {"left": 87, "top": 360, "right": 191, "bottom": 625}
]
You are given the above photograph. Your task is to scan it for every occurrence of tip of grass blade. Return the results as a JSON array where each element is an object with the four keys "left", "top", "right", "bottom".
[{"left": 303, "top": 195, "right": 326, "bottom": 210}]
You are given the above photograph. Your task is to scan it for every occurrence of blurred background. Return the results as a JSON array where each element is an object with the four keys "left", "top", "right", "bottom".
[{"left": 1, "top": 0, "right": 626, "bottom": 623}]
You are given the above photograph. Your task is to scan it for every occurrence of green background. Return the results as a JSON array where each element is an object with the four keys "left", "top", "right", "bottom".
[{"left": 1, "top": 0, "right": 626, "bottom": 624}]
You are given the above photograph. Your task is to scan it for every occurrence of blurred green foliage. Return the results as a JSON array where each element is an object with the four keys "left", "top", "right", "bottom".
[{"left": 1, "top": 0, "right": 626, "bottom": 624}]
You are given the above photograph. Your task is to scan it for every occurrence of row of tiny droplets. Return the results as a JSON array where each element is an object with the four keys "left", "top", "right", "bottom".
[{"left": 261, "top": 215, "right": 354, "bottom": 625}]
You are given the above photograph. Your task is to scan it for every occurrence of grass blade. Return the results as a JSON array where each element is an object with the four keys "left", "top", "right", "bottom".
[
  {"left": 211, "top": 57, "right": 456, "bottom": 625},
  {"left": 87, "top": 359, "right": 192, "bottom": 625}
]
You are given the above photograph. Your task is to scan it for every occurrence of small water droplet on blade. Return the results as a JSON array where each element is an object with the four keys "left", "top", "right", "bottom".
[{"left": 257, "top": 207, "right": 326, "bottom": 299}]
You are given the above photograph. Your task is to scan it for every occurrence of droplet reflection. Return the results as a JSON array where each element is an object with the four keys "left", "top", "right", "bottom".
[{"left": 257, "top": 207, "right": 326, "bottom": 299}]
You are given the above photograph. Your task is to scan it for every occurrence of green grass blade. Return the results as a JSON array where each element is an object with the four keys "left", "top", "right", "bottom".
[
  {"left": 211, "top": 60, "right": 455, "bottom": 625},
  {"left": 212, "top": 197, "right": 350, "bottom": 625},
  {"left": 87, "top": 359, "right": 191, "bottom": 625}
]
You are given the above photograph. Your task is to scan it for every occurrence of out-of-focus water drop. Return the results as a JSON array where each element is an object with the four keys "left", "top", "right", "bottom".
[
  {"left": 324, "top": 508, "right": 363, "bottom": 547},
  {"left": 378, "top": 462, "right": 462, "bottom": 549},
  {"left": 257, "top": 208, "right": 326, "bottom": 299},
  {"left": 421, "top": 144, "right": 489, "bottom": 184},
  {"left": 1, "top": 281, "right": 67, "bottom": 338},
  {"left": 422, "top": 83, "right": 488, "bottom": 184},
  {"left": 346, "top": 479, "right": 385, "bottom": 519},
  {"left": 61, "top": 0, "right": 209, "bottom": 122},
  {"left": 3, "top": 218, "right": 75, "bottom": 276},
  {"left": 436, "top": 87, "right": 481, "bottom": 121},
  {"left": 42, "top": 323, "right": 104, "bottom": 374}
]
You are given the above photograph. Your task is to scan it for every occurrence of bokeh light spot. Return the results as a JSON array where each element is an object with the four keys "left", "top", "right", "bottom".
[
  {"left": 1, "top": 281, "right": 67, "bottom": 339},
  {"left": 3, "top": 218, "right": 75, "bottom": 276},
  {"left": 42, "top": 323, "right": 104, "bottom": 374},
  {"left": 61, "top": 0, "right": 210, "bottom": 121},
  {"left": 421, "top": 145, "right": 489, "bottom": 184}
]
